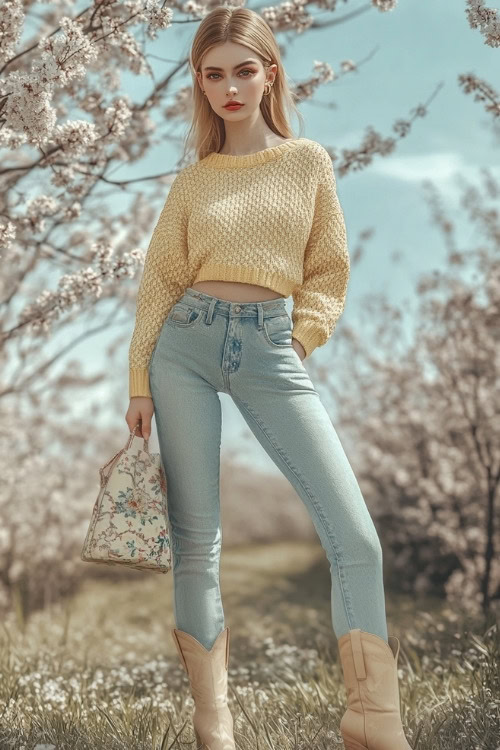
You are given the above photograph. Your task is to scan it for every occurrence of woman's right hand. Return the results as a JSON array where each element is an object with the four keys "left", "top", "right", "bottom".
[{"left": 126, "top": 397, "right": 155, "bottom": 440}]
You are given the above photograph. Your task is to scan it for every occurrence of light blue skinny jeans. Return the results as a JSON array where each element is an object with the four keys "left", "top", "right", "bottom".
[{"left": 149, "top": 287, "right": 389, "bottom": 650}]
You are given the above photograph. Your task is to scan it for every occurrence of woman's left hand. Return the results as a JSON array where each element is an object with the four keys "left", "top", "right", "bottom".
[{"left": 292, "top": 337, "right": 306, "bottom": 362}]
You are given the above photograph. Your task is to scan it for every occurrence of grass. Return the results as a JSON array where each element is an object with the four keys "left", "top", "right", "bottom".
[{"left": 1, "top": 541, "right": 499, "bottom": 749}]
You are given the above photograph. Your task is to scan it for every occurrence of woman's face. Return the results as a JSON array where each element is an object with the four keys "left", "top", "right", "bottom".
[{"left": 196, "top": 41, "right": 277, "bottom": 121}]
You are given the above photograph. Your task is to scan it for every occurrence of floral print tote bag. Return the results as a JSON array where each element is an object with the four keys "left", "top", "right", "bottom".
[{"left": 81, "top": 424, "right": 172, "bottom": 573}]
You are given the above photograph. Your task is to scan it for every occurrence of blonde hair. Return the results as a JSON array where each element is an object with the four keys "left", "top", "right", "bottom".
[{"left": 182, "top": 5, "right": 304, "bottom": 163}]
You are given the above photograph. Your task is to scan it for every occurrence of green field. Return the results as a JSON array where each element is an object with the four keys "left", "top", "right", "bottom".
[{"left": 1, "top": 542, "right": 498, "bottom": 749}]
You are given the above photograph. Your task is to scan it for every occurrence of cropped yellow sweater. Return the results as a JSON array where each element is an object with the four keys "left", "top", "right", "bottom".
[{"left": 129, "top": 137, "right": 350, "bottom": 398}]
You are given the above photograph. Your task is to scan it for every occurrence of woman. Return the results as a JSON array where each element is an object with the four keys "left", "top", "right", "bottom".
[{"left": 126, "top": 6, "right": 413, "bottom": 750}]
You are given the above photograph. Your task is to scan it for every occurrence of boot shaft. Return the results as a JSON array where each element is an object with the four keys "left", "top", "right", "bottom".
[
  {"left": 172, "top": 626, "right": 231, "bottom": 707},
  {"left": 338, "top": 628, "right": 413, "bottom": 750},
  {"left": 171, "top": 626, "right": 236, "bottom": 750}
]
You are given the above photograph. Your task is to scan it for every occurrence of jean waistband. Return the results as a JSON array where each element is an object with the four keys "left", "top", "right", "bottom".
[{"left": 181, "top": 287, "right": 288, "bottom": 320}]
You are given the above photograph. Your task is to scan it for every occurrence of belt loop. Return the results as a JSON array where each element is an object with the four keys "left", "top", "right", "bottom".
[
  {"left": 206, "top": 297, "right": 216, "bottom": 324},
  {"left": 350, "top": 629, "right": 367, "bottom": 680},
  {"left": 257, "top": 303, "right": 263, "bottom": 329}
]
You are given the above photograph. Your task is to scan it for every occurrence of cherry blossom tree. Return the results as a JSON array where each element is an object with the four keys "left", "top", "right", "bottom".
[
  {"left": 326, "top": 83, "right": 500, "bottom": 620},
  {"left": 331, "top": 187, "right": 499, "bottom": 619}
]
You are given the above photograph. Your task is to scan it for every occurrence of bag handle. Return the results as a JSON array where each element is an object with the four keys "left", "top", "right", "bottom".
[{"left": 99, "top": 423, "right": 150, "bottom": 488}]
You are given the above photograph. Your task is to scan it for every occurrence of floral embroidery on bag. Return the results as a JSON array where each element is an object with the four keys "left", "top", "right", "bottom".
[{"left": 81, "top": 434, "right": 172, "bottom": 574}]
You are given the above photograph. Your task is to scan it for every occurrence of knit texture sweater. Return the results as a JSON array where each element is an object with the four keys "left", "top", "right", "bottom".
[{"left": 129, "top": 137, "right": 349, "bottom": 398}]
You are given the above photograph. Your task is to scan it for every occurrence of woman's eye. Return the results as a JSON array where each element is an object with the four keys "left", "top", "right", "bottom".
[{"left": 207, "top": 69, "right": 254, "bottom": 80}]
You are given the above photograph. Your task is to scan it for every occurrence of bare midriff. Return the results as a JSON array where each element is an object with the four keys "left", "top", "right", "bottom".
[{"left": 191, "top": 280, "right": 285, "bottom": 302}]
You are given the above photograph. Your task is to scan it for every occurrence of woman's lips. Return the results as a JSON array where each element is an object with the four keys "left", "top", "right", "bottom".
[{"left": 224, "top": 103, "right": 244, "bottom": 110}]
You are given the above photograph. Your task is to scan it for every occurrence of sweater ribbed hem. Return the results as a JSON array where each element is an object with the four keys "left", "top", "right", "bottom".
[
  {"left": 130, "top": 368, "right": 152, "bottom": 399},
  {"left": 200, "top": 138, "right": 307, "bottom": 169},
  {"left": 193, "top": 264, "right": 297, "bottom": 297}
]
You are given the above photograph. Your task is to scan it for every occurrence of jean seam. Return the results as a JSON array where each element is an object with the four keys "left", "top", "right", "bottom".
[
  {"left": 149, "top": 339, "right": 160, "bottom": 373},
  {"left": 231, "top": 393, "right": 356, "bottom": 630}
]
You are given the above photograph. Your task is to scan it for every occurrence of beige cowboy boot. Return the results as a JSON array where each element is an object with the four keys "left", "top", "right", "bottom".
[
  {"left": 171, "top": 626, "right": 236, "bottom": 750},
  {"left": 337, "top": 628, "right": 413, "bottom": 750}
]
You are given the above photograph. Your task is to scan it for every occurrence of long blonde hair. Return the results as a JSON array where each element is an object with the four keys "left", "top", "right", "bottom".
[{"left": 183, "top": 6, "right": 304, "bottom": 163}]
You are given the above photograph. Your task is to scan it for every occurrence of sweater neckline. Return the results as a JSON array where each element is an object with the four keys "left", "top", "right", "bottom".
[{"left": 202, "top": 137, "right": 307, "bottom": 168}]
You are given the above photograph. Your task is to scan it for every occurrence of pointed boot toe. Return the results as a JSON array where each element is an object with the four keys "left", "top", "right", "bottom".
[
  {"left": 338, "top": 628, "right": 413, "bottom": 750},
  {"left": 171, "top": 626, "right": 236, "bottom": 750}
]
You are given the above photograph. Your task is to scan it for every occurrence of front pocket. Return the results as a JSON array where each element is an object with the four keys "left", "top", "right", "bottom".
[
  {"left": 166, "top": 303, "right": 203, "bottom": 328},
  {"left": 262, "top": 314, "right": 292, "bottom": 348}
]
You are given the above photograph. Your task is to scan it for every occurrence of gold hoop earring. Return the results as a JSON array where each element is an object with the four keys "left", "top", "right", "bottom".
[{"left": 263, "top": 82, "right": 273, "bottom": 96}]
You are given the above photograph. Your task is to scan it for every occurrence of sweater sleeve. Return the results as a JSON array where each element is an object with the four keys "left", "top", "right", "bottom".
[
  {"left": 128, "top": 171, "right": 192, "bottom": 398},
  {"left": 291, "top": 146, "right": 350, "bottom": 359}
]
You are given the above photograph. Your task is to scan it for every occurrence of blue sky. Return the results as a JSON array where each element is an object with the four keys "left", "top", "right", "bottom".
[{"left": 22, "top": 1, "right": 497, "bottom": 473}]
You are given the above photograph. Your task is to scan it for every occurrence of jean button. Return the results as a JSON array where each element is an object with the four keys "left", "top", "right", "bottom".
[{"left": 234, "top": 305, "right": 241, "bottom": 313}]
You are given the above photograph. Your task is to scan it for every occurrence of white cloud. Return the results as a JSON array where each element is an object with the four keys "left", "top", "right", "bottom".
[
  {"left": 372, "top": 151, "right": 500, "bottom": 202},
  {"left": 374, "top": 151, "right": 465, "bottom": 183}
]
